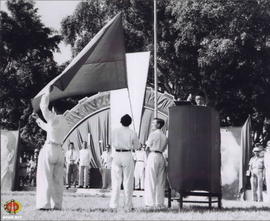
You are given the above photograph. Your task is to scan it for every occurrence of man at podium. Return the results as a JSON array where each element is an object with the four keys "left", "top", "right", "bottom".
[{"left": 187, "top": 91, "right": 207, "bottom": 106}]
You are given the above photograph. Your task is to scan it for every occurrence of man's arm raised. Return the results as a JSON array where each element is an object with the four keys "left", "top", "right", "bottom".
[{"left": 40, "top": 86, "right": 55, "bottom": 122}]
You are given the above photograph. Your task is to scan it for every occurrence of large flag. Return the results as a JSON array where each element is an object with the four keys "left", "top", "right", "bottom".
[
  {"left": 239, "top": 116, "right": 252, "bottom": 193},
  {"left": 32, "top": 13, "right": 127, "bottom": 112}
]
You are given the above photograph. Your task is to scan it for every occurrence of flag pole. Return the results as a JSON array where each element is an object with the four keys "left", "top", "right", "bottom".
[{"left": 154, "top": 0, "right": 158, "bottom": 118}]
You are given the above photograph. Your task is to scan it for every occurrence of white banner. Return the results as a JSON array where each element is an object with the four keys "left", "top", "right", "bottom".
[{"left": 110, "top": 52, "right": 150, "bottom": 135}]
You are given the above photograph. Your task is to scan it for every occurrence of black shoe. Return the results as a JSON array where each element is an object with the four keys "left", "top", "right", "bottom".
[
  {"left": 53, "top": 207, "right": 61, "bottom": 211},
  {"left": 38, "top": 208, "right": 52, "bottom": 211}
]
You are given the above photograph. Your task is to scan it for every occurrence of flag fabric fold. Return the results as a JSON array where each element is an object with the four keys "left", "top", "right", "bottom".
[
  {"left": 32, "top": 13, "right": 127, "bottom": 112},
  {"left": 239, "top": 116, "right": 252, "bottom": 194}
]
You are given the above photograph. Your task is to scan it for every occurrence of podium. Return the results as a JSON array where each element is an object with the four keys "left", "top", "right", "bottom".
[{"left": 167, "top": 105, "right": 222, "bottom": 208}]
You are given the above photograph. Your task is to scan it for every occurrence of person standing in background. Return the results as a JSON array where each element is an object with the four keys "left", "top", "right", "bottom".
[
  {"left": 248, "top": 144, "right": 265, "bottom": 202},
  {"left": 134, "top": 144, "right": 147, "bottom": 190},
  {"left": 109, "top": 114, "right": 139, "bottom": 211},
  {"left": 144, "top": 118, "right": 168, "bottom": 209},
  {"left": 101, "top": 144, "right": 112, "bottom": 189},
  {"left": 78, "top": 141, "right": 91, "bottom": 188},
  {"left": 27, "top": 155, "right": 37, "bottom": 186},
  {"left": 65, "top": 142, "right": 79, "bottom": 189}
]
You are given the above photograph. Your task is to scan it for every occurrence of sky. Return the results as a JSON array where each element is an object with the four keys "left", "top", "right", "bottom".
[{"left": 0, "top": 0, "right": 80, "bottom": 64}]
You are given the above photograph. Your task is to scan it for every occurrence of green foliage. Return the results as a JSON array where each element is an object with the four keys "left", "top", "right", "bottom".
[{"left": 0, "top": 0, "right": 62, "bottom": 148}]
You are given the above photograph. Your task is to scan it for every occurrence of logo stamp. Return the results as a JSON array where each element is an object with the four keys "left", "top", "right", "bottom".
[{"left": 4, "top": 200, "right": 22, "bottom": 215}]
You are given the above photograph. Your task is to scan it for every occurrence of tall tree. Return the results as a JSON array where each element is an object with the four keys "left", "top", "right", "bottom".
[
  {"left": 172, "top": 0, "right": 270, "bottom": 142},
  {"left": 61, "top": 0, "right": 270, "bottom": 142},
  {"left": 0, "top": 0, "right": 62, "bottom": 148}
]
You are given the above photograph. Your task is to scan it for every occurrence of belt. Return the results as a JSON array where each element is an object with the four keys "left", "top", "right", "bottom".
[
  {"left": 115, "top": 149, "right": 131, "bottom": 152},
  {"left": 136, "top": 160, "right": 144, "bottom": 162},
  {"left": 45, "top": 140, "right": 62, "bottom": 147},
  {"left": 151, "top": 150, "right": 162, "bottom": 154}
]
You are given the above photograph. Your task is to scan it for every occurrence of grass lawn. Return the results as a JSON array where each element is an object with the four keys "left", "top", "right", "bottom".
[{"left": 1, "top": 190, "right": 270, "bottom": 220}]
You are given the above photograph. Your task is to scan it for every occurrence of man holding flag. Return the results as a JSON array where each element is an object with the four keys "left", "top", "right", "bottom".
[
  {"left": 34, "top": 85, "right": 69, "bottom": 210},
  {"left": 31, "top": 12, "right": 128, "bottom": 210}
]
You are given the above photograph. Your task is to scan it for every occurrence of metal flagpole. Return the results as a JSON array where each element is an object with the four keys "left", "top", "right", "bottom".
[{"left": 154, "top": 0, "right": 158, "bottom": 118}]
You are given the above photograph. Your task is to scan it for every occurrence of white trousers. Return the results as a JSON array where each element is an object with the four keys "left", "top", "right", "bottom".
[
  {"left": 110, "top": 152, "right": 134, "bottom": 209},
  {"left": 36, "top": 143, "right": 64, "bottom": 209},
  {"left": 79, "top": 166, "right": 89, "bottom": 187},
  {"left": 144, "top": 152, "right": 166, "bottom": 207},
  {"left": 134, "top": 162, "right": 145, "bottom": 189},
  {"left": 250, "top": 170, "right": 264, "bottom": 202}
]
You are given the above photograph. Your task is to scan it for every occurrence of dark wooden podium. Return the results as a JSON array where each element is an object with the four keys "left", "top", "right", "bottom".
[{"left": 167, "top": 105, "right": 222, "bottom": 209}]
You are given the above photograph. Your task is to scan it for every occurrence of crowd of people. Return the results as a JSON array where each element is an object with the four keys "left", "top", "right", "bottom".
[
  {"left": 31, "top": 86, "right": 270, "bottom": 211},
  {"left": 32, "top": 86, "right": 170, "bottom": 211},
  {"left": 63, "top": 142, "right": 148, "bottom": 192},
  {"left": 18, "top": 150, "right": 38, "bottom": 187}
]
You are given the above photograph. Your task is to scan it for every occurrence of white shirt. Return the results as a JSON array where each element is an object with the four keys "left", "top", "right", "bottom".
[
  {"left": 112, "top": 126, "right": 139, "bottom": 150},
  {"left": 38, "top": 91, "right": 69, "bottom": 144},
  {"left": 146, "top": 129, "right": 168, "bottom": 153},
  {"left": 134, "top": 150, "right": 147, "bottom": 163},
  {"left": 249, "top": 156, "right": 264, "bottom": 172},
  {"left": 79, "top": 149, "right": 91, "bottom": 166},
  {"left": 65, "top": 149, "right": 79, "bottom": 164}
]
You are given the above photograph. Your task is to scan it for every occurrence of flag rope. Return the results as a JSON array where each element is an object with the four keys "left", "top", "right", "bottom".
[{"left": 127, "top": 88, "right": 136, "bottom": 133}]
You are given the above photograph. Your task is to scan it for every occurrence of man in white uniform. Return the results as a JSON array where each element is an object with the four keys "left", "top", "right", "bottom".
[
  {"left": 78, "top": 141, "right": 91, "bottom": 188},
  {"left": 144, "top": 118, "right": 168, "bottom": 208},
  {"left": 134, "top": 145, "right": 147, "bottom": 190},
  {"left": 34, "top": 86, "right": 69, "bottom": 210},
  {"left": 110, "top": 114, "right": 139, "bottom": 211},
  {"left": 264, "top": 140, "right": 270, "bottom": 202},
  {"left": 65, "top": 142, "right": 79, "bottom": 188},
  {"left": 248, "top": 144, "right": 265, "bottom": 202}
]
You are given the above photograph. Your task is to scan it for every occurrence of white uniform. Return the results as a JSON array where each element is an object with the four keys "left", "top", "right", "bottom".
[
  {"left": 36, "top": 91, "right": 69, "bottom": 210},
  {"left": 110, "top": 126, "right": 139, "bottom": 209},
  {"left": 78, "top": 149, "right": 91, "bottom": 187},
  {"left": 264, "top": 147, "right": 270, "bottom": 202},
  {"left": 134, "top": 149, "right": 147, "bottom": 189},
  {"left": 249, "top": 155, "right": 264, "bottom": 202},
  {"left": 144, "top": 129, "right": 168, "bottom": 207}
]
